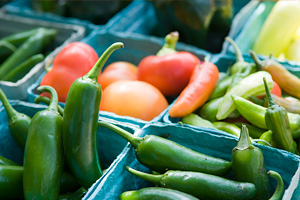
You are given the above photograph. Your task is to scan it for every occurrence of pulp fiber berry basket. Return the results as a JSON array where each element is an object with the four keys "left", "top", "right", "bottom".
[
  {"left": 0, "top": 99, "right": 140, "bottom": 199},
  {"left": 83, "top": 122, "right": 300, "bottom": 200},
  {"left": 0, "top": 13, "right": 85, "bottom": 100},
  {"left": 26, "top": 28, "right": 211, "bottom": 125},
  {"left": 2, "top": 0, "right": 138, "bottom": 34}
]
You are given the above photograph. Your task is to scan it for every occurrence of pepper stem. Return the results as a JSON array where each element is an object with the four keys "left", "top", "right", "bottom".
[
  {"left": 268, "top": 170, "right": 284, "bottom": 200},
  {"left": 156, "top": 32, "right": 178, "bottom": 57},
  {"left": 226, "top": 37, "right": 244, "bottom": 62},
  {"left": 36, "top": 85, "right": 59, "bottom": 112},
  {"left": 97, "top": 121, "right": 141, "bottom": 148},
  {"left": 126, "top": 166, "right": 162, "bottom": 185},
  {"left": 263, "top": 77, "right": 275, "bottom": 107},
  {"left": 235, "top": 124, "right": 253, "bottom": 150},
  {"left": 0, "top": 88, "right": 17, "bottom": 119},
  {"left": 249, "top": 50, "right": 263, "bottom": 71},
  {"left": 85, "top": 42, "right": 124, "bottom": 82},
  {"left": 34, "top": 96, "right": 64, "bottom": 116}
]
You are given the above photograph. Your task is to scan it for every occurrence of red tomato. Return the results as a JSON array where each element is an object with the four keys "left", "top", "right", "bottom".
[
  {"left": 99, "top": 61, "right": 138, "bottom": 90},
  {"left": 100, "top": 80, "right": 169, "bottom": 121}
]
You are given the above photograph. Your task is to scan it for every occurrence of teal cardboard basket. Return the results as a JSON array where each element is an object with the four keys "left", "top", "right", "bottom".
[
  {"left": 83, "top": 122, "right": 300, "bottom": 200},
  {"left": 26, "top": 28, "right": 211, "bottom": 124},
  {"left": 0, "top": 99, "right": 140, "bottom": 198}
]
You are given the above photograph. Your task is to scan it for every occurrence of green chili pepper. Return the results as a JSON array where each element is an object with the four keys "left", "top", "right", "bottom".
[
  {"left": 0, "top": 155, "right": 19, "bottom": 165},
  {"left": 225, "top": 37, "right": 251, "bottom": 75},
  {"left": 2, "top": 53, "right": 44, "bottom": 82},
  {"left": 231, "top": 95, "right": 300, "bottom": 139},
  {"left": 0, "top": 88, "right": 31, "bottom": 150},
  {"left": 0, "top": 164, "right": 81, "bottom": 199},
  {"left": 23, "top": 85, "right": 64, "bottom": 199},
  {"left": 213, "top": 121, "right": 240, "bottom": 137},
  {"left": 217, "top": 71, "right": 273, "bottom": 120},
  {"left": 0, "top": 28, "right": 41, "bottom": 47},
  {"left": 0, "top": 40, "right": 16, "bottom": 62},
  {"left": 263, "top": 77, "right": 296, "bottom": 153},
  {"left": 0, "top": 28, "right": 56, "bottom": 80},
  {"left": 234, "top": 122, "right": 266, "bottom": 139},
  {"left": 63, "top": 42, "right": 124, "bottom": 189},
  {"left": 209, "top": 76, "right": 233, "bottom": 100},
  {"left": 181, "top": 113, "right": 214, "bottom": 128},
  {"left": 232, "top": 124, "right": 271, "bottom": 200},
  {"left": 34, "top": 95, "right": 64, "bottom": 116},
  {"left": 126, "top": 166, "right": 256, "bottom": 200},
  {"left": 268, "top": 170, "right": 284, "bottom": 200},
  {"left": 120, "top": 187, "right": 199, "bottom": 200},
  {"left": 97, "top": 121, "right": 231, "bottom": 176},
  {"left": 258, "top": 130, "right": 273, "bottom": 146}
]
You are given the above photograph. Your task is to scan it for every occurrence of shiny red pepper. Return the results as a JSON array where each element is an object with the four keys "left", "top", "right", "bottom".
[
  {"left": 169, "top": 60, "right": 219, "bottom": 118},
  {"left": 40, "top": 42, "right": 99, "bottom": 102},
  {"left": 137, "top": 31, "right": 200, "bottom": 96}
]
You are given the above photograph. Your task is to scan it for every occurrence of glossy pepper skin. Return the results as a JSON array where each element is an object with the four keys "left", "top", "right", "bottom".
[
  {"left": 63, "top": 42, "right": 124, "bottom": 189},
  {"left": 0, "top": 155, "right": 19, "bottom": 165},
  {"left": 126, "top": 167, "right": 256, "bottom": 200},
  {"left": 232, "top": 124, "right": 271, "bottom": 200},
  {"left": 97, "top": 121, "right": 231, "bottom": 176},
  {"left": 40, "top": 42, "right": 99, "bottom": 102},
  {"left": 23, "top": 85, "right": 64, "bottom": 199},
  {"left": 0, "top": 88, "right": 31, "bottom": 150},
  {"left": 268, "top": 170, "right": 284, "bottom": 200},
  {"left": 137, "top": 31, "right": 200, "bottom": 96},
  {"left": 263, "top": 77, "right": 296, "bottom": 153},
  {"left": 169, "top": 60, "right": 219, "bottom": 118},
  {"left": 120, "top": 187, "right": 199, "bottom": 200}
]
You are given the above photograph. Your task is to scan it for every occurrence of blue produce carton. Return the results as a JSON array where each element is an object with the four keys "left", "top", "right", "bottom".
[
  {"left": 0, "top": 13, "right": 85, "bottom": 100},
  {"left": 0, "top": 99, "right": 140, "bottom": 198},
  {"left": 27, "top": 28, "right": 211, "bottom": 124},
  {"left": 83, "top": 122, "right": 300, "bottom": 200}
]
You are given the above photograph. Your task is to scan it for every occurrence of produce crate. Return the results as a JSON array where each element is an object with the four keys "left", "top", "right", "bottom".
[
  {"left": 0, "top": 99, "right": 140, "bottom": 199},
  {"left": 2, "top": 0, "right": 136, "bottom": 34},
  {"left": 83, "top": 122, "right": 300, "bottom": 200},
  {"left": 0, "top": 13, "right": 85, "bottom": 100},
  {"left": 26, "top": 28, "right": 211, "bottom": 124}
]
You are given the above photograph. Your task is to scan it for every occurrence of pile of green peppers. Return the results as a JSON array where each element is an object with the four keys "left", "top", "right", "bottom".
[{"left": 0, "top": 27, "right": 56, "bottom": 82}]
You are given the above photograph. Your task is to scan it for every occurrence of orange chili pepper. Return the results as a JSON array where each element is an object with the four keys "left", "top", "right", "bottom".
[{"left": 169, "top": 61, "right": 219, "bottom": 118}]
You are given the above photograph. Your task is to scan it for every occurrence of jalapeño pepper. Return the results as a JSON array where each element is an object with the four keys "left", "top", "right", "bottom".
[
  {"left": 126, "top": 166, "right": 256, "bottom": 200},
  {"left": 23, "top": 85, "right": 64, "bottom": 199},
  {"left": 97, "top": 121, "right": 231, "bottom": 176},
  {"left": 268, "top": 170, "right": 284, "bottom": 200},
  {"left": 232, "top": 124, "right": 271, "bottom": 200},
  {"left": 263, "top": 77, "right": 296, "bottom": 153},
  {"left": 63, "top": 42, "right": 124, "bottom": 189}
]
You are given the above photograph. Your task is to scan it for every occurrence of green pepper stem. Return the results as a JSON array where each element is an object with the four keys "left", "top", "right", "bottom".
[
  {"left": 249, "top": 50, "right": 263, "bottom": 71},
  {"left": 156, "top": 32, "right": 178, "bottom": 57},
  {"left": 0, "top": 88, "right": 17, "bottom": 119},
  {"left": 226, "top": 37, "right": 244, "bottom": 62},
  {"left": 235, "top": 124, "right": 253, "bottom": 150},
  {"left": 263, "top": 77, "right": 275, "bottom": 107},
  {"left": 36, "top": 85, "right": 59, "bottom": 112},
  {"left": 0, "top": 40, "right": 17, "bottom": 53},
  {"left": 85, "top": 42, "right": 124, "bottom": 81},
  {"left": 97, "top": 121, "right": 141, "bottom": 148},
  {"left": 126, "top": 166, "right": 161, "bottom": 185},
  {"left": 268, "top": 170, "right": 284, "bottom": 200},
  {"left": 34, "top": 96, "right": 64, "bottom": 116}
]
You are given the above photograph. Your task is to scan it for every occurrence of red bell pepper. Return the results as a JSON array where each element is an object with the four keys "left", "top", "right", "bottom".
[
  {"left": 169, "top": 61, "right": 219, "bottom": 118},
  {"left": 40, "top": 42, "right": 99, "bottom": 102},
  {"left": 137, "top": 32, "right": 200, "bottom": 96}
]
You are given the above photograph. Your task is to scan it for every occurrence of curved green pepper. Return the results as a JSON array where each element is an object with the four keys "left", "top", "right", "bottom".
[
  {"left": 23, "top": 85, "right": 64, "bottom": 199},
  {"left": 231, "top": 94, "right": 300, "bottom": 139},
  {"left": 0, "top": 88, "right": 31, "bottom": 150},
  {"left": 63, "top": 42, "right": 124, "bottom": 189},
  {"left": 209, "top": 76, "right": 232, "bottom": 100},
  {"left": 181, "top": 113, "right": 214, "bottom": 128},
  {"left": 120, "top": 187, "right": 199, "bottom": 200},
  {"left": 126, "top": 166, "right": 256, "bottom": 200},
  {"left": 0, "top": 155, "right": 19, "bottom": 165},
  {"left": 34, "top": 95, "right": 64, "bottom": 116},
  {"left": 232, "top": 124, "right": 271, "bottom": 200},
  {"left": 213, "top": 121, "right": 240, "bottom": 137},
  {"left": 263, "top": 77, "right": 296, "bottom": 153},
  {"left": 268, "top": 170, "right": 284, "bottom": 200},
  {"left": 97, "top": 121, "right": 231, "bottom": 176},
  {"left": 258, "top": 130, "right": 273, "bottom": 146}
]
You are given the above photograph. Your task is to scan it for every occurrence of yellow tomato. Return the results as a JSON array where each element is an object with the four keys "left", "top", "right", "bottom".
[
  {"left": 99, "top": 61, "right": 138, "bottom": 90},
  {"left": 100, "top": 80, "right": 169, "bottom": 121}
]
